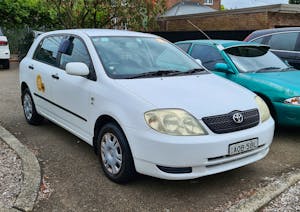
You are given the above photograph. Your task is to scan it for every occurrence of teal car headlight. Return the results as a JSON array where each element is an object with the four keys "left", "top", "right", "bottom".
[
  {"left": 144, "top": 109, "right": 207, "bottom": 136},
  {"left": 284, "top": 97, "right": 300, "bottom": 105},
  {"left": 255, "top": 96, "right": 271, "bottom": 123}
]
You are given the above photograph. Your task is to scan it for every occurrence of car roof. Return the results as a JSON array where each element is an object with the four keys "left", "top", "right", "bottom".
[
  {"left": 176, "top": 39, "right": 266, "bottom": 49},
  {"left": 42, "top": 29, "right": 157, "bottom": 38},
  {"left": 247, "top": 27, "right": 300, "bottom": 40}
]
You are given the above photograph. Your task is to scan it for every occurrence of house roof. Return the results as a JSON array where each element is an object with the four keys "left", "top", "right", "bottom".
[
  {"left": 160, "top": 4, "right": 300, "bottom": 20},
  {"left": 161, "top": 1, "right": 216, "bottom": 17}
]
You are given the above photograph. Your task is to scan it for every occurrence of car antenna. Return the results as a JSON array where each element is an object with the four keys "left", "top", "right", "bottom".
[{"left": 187, "top": 20, "right": 224, "bottom": 50}]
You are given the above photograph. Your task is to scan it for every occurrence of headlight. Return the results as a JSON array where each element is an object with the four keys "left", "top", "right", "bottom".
[
  {"left": 284, "top": 97, "right": 300, "bottom": 105},
  {"left": 255, "top": 96, "right": 271, "bottom": 123},
  {"left": 144, "top": 109, "right": 207, "bottom": 136}
]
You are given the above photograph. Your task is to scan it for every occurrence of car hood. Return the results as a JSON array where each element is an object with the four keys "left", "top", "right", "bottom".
[
  {"left": 116, "top": 74, "right": 257, "bottom": 119},
  {"left": 247, "top": 70, "right": 300, "bottom": 93}
]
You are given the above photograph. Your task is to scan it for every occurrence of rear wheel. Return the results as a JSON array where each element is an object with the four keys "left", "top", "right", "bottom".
[
  {"left": 22, "top": 88, "right": 44, "bottom": 125},
  {"left": 3, "top": 59, "right": 9, "bottom": 69},
  {"left": 97, "top": 123, "right": 136, "bottom": 183}
]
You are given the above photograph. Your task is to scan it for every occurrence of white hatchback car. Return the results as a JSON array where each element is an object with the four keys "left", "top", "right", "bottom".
[
  {"left": 20, "top": 29, "right": 275, "bottom": 183},
  {"left": 0, "top": 28, "right": 10, "bottom": 69}
]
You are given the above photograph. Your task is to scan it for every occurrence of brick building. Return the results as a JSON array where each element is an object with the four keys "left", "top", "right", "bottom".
[{"left": 158, "top": 4, "right": 300, "bottom": 31}]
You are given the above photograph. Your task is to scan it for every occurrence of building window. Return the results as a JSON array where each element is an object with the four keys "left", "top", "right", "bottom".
[{"left": 204, "top": 0, "right": 213, "bottom": 5}]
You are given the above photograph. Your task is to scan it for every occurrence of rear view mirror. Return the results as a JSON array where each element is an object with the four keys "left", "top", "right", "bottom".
[
  {"left": 58, "top": 39, "right": 74, "bottom": 55},
  {"left": 195, "top": 59, "right": 203, "bottom": 66},
  {"left": 214, "top": 63, "right": 235, "bottom": 74},
  {"left": 66, "top": 62, "right": 89, "bottom": 76}
]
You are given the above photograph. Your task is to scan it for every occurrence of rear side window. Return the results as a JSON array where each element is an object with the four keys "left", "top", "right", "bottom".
[
  {"left": 33, "top": 36, "right": 63, "bottom": 66},
  {"left": 176, "top": 43, "right": 191, "bottom": 53},
  {"left": 190, "top": 44, "right": 225, "bottom": 70},
  {"left": 267, "top": 32, "right": 299, "bottom": 51}
]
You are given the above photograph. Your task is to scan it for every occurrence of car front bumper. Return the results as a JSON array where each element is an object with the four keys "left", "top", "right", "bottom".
[
  {"left": 274, "top": 102, "right": 300, "bottom": 126},
  {"left": 124, "top": 118, "right": 274, "bottom": 180}
]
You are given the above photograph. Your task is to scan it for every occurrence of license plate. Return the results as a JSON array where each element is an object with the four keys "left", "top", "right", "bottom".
[{"left": 229, "top": 138, "right": 258, "bottom": 156}]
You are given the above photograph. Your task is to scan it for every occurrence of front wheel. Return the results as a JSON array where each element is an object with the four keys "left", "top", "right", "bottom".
[
  {"left": 22, "top": 88, "right": 44, "bottom": 125},
  {"left": 97, "top": 123, "right": 136, "bottom": 183}
]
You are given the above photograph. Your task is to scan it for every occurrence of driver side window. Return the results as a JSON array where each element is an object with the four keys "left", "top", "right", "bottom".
[
  {"left": 59, "top": 37, "right": 96, "bottom": 80},
  {"left": 190, "top": 44, "right": 225, "bottom": 70}
]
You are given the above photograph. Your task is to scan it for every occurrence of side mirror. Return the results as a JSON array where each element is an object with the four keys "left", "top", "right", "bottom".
[
  {"left": 214, "top": 63, "right": 235, "bottom": 74},
  {"left": 195, "top": 59, "right": 203, "bottom": 66},
  {"left": 66, "top": 62, "right": 90, "bottom": 76}
]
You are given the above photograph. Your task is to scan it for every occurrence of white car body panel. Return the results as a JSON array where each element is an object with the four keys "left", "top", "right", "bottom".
[
  {"left": 19, "top": 29, "right": 275, "bottom": 180},
  {"left": 0, "top": 36, "right": 10, "bottom": 59}
]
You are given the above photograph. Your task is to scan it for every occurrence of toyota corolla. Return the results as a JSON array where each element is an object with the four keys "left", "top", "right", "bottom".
[{"left": 20, "top": 30, "right": 274, "bottom": 183}]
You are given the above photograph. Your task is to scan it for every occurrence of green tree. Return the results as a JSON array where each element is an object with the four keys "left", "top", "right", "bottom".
[{"left": 289, "top": 0, "right": 300, "bottom": 3}]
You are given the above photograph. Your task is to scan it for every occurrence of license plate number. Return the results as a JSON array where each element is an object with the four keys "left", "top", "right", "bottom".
[{"left": 229, "top": 138, "right": 258, "bottom": 156}]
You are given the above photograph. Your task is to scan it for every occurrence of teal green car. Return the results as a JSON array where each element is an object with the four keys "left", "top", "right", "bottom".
[{"left": 175, "top": 40, "right": 300, "bottom": 126}]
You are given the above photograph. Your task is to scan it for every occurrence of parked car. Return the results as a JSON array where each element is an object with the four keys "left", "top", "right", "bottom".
[
  {"left": 244, "top": 27, "right": 300, "bottom": 69},
  {"left": 0, "top": 28, "right": 10, "bottom": 69},
  {"left": 176, "top": 40, "right": 300, "bottom": 126},
  {"left": 20, "top": 30, "right": 274, "bottom": 183}
]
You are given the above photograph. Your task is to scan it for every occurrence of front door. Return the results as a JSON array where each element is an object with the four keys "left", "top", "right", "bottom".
[{"left": 50, "top": 36, "right": 96, "bottom": 142}]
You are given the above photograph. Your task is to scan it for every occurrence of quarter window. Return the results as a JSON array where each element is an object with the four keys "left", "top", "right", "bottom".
[
  {"left": 267, "top": 32, "right": 299, "bottom": 51},
  {"left": 190, "top": 44, "right": 225, "bottom": 70},
  {"left": 33, "top": 36, "right": 63, "bottom": 66},
  {"left": 176, "top": 43, "right": 191, "bottom": 53},
  {"left": 252, "top": 37, "right": 264, "bottom": 44}
]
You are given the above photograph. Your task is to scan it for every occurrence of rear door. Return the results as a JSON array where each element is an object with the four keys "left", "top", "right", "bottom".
[
  {"left": 31, "top": 35, "right": 64, "bottom": 116},
  {"left": 265, "top": 32, "right": 299, "bottom": 68}
]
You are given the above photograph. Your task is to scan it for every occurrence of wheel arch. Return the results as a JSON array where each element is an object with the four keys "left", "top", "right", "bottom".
[
  {"left": 93, "top": 115, "right": 129, "bottom": 155},
  {"left": 21, "top": 82, "right": 29, "bottom": 104}
]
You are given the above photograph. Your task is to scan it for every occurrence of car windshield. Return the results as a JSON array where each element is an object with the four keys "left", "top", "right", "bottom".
[
  {"left": 91, "top": 36, "right": 207, "bottom": 79},
  {"left": 226, "top": 46, "right": 289, "bottom": 73}
]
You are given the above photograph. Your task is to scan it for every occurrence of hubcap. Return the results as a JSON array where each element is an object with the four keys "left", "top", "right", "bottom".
[
  {"left": 23, "top": 93, "right": 33, "bottom": 120},
  {"left": 100, "top": 133, "right": 123, "bottom": 175}
]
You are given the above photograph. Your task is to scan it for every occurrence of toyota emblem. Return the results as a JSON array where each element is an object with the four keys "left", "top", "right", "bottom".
[{"left": 232, "top": 112, "right": 244, "bottom": 124}]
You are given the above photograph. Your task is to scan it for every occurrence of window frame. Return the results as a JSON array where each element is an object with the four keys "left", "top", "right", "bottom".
[
  {"left": 33, "top": 33, "right": 97, "bottom": 81},
  {"left": 204, "top": 0, "right": 214, "bottom": 5}
]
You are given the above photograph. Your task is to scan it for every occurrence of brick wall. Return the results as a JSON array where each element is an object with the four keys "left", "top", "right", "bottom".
[{"left": 158, "top": 7, "right": 300, "bottom": 31}]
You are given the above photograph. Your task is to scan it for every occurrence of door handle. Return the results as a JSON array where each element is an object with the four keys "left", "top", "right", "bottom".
[
  {"left": 28, "top": 65, "right": 34, "bottom": 70},
  {"left": 51, "top": 74, "right": 59, "bottom": 80}
]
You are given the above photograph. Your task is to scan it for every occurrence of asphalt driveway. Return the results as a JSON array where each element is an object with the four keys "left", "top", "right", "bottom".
[{"left": 0, "top": 63, "right": 299, "bottom": 211}]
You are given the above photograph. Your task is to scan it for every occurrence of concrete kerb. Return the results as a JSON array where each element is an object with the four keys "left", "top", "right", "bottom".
[
  {"left": 0, "top": 125, "right": 41, "bottom": 212},
  {"left": 227, "top": 169, "right": 300, "bottom": 212}
]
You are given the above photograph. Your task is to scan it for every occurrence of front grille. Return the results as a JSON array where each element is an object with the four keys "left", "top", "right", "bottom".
[{"left": 202, "top": 109, "right": 259, "bottom": 134}]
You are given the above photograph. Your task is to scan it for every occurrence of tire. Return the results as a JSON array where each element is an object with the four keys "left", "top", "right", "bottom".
[
  {"left": 22, "top": 88, "right": 44, "bottom": 125},
  {"left": 97, "top": 123, "right": 136, "bottom": 183},
  {"left": 3, "top": 59, "right": 9, "bottom": 69}
]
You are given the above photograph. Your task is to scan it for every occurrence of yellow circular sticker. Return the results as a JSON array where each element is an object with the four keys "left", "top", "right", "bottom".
[{"left": 36, "top": 75, "right": 45, "bottom": 92}]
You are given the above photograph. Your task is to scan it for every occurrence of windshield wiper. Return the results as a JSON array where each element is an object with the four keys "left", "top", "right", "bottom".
[
  {"left": 125, "top": 70, "right": 182, "bottom": 79},
  {"left": 175, "top": 68, "right": 206, "bottom": 75},
  {"left": 255, "top": 67, "right": 282, "bottom": 73}
]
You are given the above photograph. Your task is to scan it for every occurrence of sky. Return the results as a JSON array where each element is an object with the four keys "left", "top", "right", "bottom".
[{"left": 222, "top": 0, "right": 289, "bottom": 9}]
